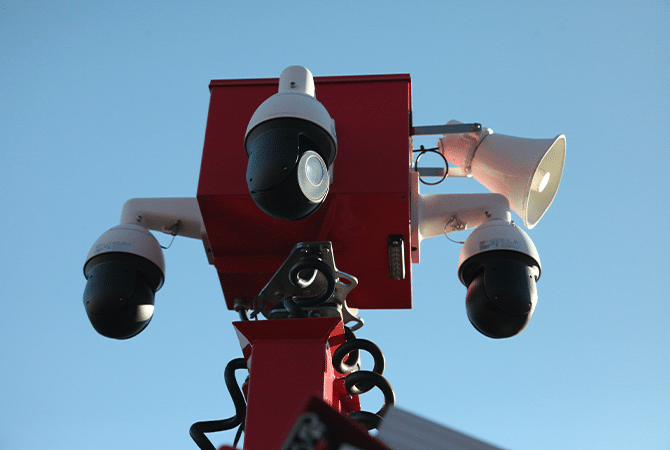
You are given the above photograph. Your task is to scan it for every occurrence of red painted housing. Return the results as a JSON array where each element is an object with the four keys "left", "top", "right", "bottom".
[
  {"left": 197, "top": 74, "right": 413, "bottom": 310},
  {"left": 233, "top": 317, "right": 349, "bottom": 449}
]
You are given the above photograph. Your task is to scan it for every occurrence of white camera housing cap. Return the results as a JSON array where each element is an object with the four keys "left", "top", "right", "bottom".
[
  {"left": 458, "top": 219, "right": 541, "bottom": 283},
  {"left": 84, "top": 223, "right": 165, "bottom": 290},
  {"left": 245, "top": 66, "right": 337, "bottom": 163}
]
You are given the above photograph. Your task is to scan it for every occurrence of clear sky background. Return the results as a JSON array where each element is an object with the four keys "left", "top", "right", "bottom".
[{"left": 1, "top": 1, "right": 669, "bottom": 449}]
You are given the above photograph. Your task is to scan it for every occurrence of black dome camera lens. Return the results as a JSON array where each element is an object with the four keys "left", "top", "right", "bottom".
[
  {"left": 460, "top": 251, "right": 539, "bottom": 339},
  {"left": 83, "top": 253, "right": 163, "bottom": 339},
  {"left": 245, "top": 118, "right": 336, "bottom": 221}
]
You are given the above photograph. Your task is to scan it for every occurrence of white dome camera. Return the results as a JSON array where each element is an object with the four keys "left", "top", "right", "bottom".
[
  {"left": 83, "top": 223, "right": 165, "bottom": 339},
  {"left": 244, "top": 65, "right": 337, "bottom": 221},
  {"left": 457, "top": 219, "right": 541, "bottom": 338}
]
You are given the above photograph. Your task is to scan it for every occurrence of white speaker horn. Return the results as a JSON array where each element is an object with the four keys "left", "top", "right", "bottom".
[{"left": 438, "top": 122, "right": 566, "bottom": 229}]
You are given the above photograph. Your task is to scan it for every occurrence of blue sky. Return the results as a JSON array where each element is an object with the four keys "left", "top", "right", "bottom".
[{"left": 1, "top": 1, "right": 669, "bottom": 449}]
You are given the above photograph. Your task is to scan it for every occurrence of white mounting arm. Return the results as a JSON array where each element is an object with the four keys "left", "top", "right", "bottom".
[
  {"left": 410, "top": 172, "right": 512, "bottom": 264},
  {"left": 120, "top": 198, "right": 212, "bottom": 262}
]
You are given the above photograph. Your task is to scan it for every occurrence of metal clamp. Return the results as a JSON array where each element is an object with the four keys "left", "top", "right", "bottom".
[{"left": 250, "top": 242, "right": 363, "bottom": 330}]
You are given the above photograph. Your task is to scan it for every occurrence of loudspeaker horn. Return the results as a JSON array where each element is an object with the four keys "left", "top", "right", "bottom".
[{"left": 438, "top": 121, "right": 566, "bottom": 229}]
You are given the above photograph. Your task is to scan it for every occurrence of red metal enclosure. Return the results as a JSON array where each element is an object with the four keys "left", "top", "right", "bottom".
[
  {"left": 197, "top": 74, "right": 414, "bottom": 310},
  {"left": 234, "top": 317, "right": 349, "bottom": 450}
]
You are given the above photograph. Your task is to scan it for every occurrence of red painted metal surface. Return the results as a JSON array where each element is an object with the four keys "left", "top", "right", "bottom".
[
  {"left": 234, "top": 317, "right": 353, "bottom": 450},
  {"left": 197, "top": 74, "right": 414, "bottom": 310}
]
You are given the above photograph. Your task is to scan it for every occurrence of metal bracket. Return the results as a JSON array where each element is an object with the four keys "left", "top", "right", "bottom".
[
  {"left": 411, "top": 123, "right": 481, "bottom": 136},
  {"left": 250, "top": 242, "right": 363, "bottom": 330},
  {"left": 412, "top": 123, "right": 481, "bottom": 179}
]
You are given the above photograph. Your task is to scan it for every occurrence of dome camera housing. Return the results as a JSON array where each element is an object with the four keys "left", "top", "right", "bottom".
[
  {"left": 244, "top": 66, "right": 337, "bottom": 221},
  {"left": 83, "top": 223, "right": 165, "bottom": 339},
  {"left": 457, "top": 220, "right": 541, "bottom": 338}
]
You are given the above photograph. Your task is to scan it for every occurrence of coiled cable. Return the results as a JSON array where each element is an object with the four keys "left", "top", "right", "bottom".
[
  {"left": 190, "top": 358, "right": 247, "bottom": 450},
  {"left": 332, "top": 329, "right": 395, "bottom": 430},
  {"left": 283, "top": 257, "right": 336, "bottom": 317}
]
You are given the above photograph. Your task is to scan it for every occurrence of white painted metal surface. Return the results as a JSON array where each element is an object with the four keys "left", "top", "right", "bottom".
[{"left": 377, "top": 407, "right": 508, "bottom": 450}]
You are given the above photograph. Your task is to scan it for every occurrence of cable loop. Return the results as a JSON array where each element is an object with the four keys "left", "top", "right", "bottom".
[
  {"left": 332, "top": 333, "right": 395, "bottom": 430},
  {"left": 288, "top": 257, "right": 336, "bottom": 308},
  {"left": 343, "top": 370, "right": 395, "bottom": 418},
  {"left": 413, "top": 145, "right": 449, "bottom": 186},
  {"left": 190, "top": 358, "right": 247, "bottom": 450},
  {"left": 332, "top": 339, "right": 384, "bottom": 382}
]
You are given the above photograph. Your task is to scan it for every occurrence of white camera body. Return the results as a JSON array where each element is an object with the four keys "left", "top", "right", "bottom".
[
  {"left": 82, "top": 198, "right": 205, "bottom": 339},
  {"left": 457, "top": 219, "right": 542, "bottom": 338},
  {"left": 458, "top": 219, "right": 541, "bottom": 273},
  {"left": 245, "top": 65, "right": 337, "bottom": 144},
  {"left": 243, "top": 66, "right": 338, "bottom": 221},
  {"left": 84, "top": 223, "right": 166, "bottom": 283},
  {"left": 83, "top": 223, "right": 165, "bottom": 339}
]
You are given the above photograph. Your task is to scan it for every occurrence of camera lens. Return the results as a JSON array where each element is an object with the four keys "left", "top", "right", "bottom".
[
  {"left": 298, "top": 150, "right": 329, "bottom": 202},
  {"left": 304, "top": 154, "right": 325, "bottom": 185}
]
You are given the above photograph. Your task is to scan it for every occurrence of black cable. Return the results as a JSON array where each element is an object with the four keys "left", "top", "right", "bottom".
[
  {"left": 190, "top": 358, "right": 247, "bottom": 450},
  {"left": 283, "top": 297, "right": 308, "bottom": 318},
  {"left": 413, "top": 145, "right": 449, "bottom": 186},
  {"left": 332, "top": 339, "right": 384, "bottom": 378},
  {"left": 339, "top": 326, "right": 360, "bottom": 373},
  {"left": 344, "top": 371, "right": 396, "bottom": 430},
  {"left": 289, "top": 257, "right": 336, "bottom": 308},
  {"left": 333, "top": 338, "right": 384, "bottom": 395},
  {"left": 232, "top": 417, "right": 245, "bottom": 448},
  {"left": 332, "top": 334, "right": 395, "bottom": 431}
]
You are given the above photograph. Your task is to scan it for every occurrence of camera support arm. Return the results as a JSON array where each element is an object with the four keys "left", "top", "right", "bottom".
[
  {"left": 410, "top": 170, "right": 512, "bottom": 263},
  {"left": 120, "top": 197, "right": 205, "bottom": 239},
  {"left": 119, "top": 197, "right": 212, "bottom": 263}
]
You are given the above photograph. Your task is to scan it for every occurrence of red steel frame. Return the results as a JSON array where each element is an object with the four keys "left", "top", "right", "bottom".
[
  {"left": 234, "top": 318, "right": 348, "bottom": 449},
  {"left": 196, "top": 74, "right": 414, "bottom": 448},
  {"left": 197, "top": 74, "right": 414, "bottom": 311}
]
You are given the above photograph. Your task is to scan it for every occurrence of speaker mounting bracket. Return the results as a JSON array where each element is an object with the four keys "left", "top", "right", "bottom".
[{"left": 411, "top": 123, "right": 482, "bottom": 136}]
